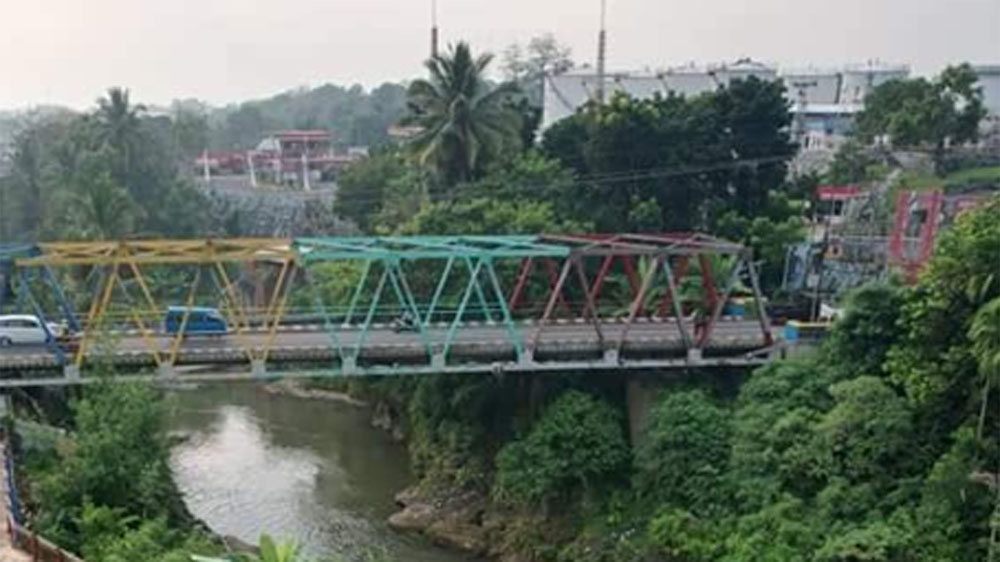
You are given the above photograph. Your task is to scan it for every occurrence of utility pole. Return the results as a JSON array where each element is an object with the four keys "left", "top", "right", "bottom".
[
  {"left": 430, "top": 0, "right": 439, "bottom": 58},
  {"left": 595, "top": 0, "right": 607, "bottom": 103}
]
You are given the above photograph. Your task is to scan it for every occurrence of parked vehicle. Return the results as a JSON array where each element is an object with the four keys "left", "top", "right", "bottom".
[
  {"left": 163, "top": 306, "right": 228, "bottom": 336},
  {"left": 0, "top": 314, "right": 62, "bottom": 346}
]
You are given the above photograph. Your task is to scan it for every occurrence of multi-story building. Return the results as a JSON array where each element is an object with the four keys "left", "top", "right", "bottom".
[
  {"left": 973, "top": 65, "right": 1000, "bottom": 147},
  {"left": 541, "top": 58, "right": 777, "bottom": 131}
]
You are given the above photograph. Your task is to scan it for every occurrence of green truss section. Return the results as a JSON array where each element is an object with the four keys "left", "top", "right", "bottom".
[{"left": 293, "top": 235, "right": 570, "bottom": 261}]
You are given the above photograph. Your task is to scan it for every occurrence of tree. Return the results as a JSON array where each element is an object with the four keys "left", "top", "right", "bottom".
[
  {"left": 634, "top": 390, "right": 731, "bottom": 514},
  {"left": 825, "top": 283, "right": 905, "bottom": 378},
  {"left": 95, "top": 87, "right": 146, "bottom": 193},
  {"left": 540, "top": 77, "right": 795, "bottom": 232},
  {"left": 888, "top": 196, "right": 1000, "bottom": 443},
  {"left": 334, "top": 150, "right": 410, "bottom": 232},
  {"left": 502, "top": 34, "right": 574, "bottom": 106},
  {"left": 403, "top": 42, "right": 523, "bottom": 185},
  {"left": 34, "top": 381, "right": 188, "bottom": 551},
  {"left": 856, "top": 64, "right": 987, "bottom": 155},
  {"left": 969, "top": 296, "right": 1000, "bottom": 439},
  {"left": 812, "top": 376, "right": 914, "bottom": 483},
  {"left": 493, "top": 390, "right": 629, "bottom": 508},
  {"left": 825, "top": 139, "right": 877, "bottom": 185}
]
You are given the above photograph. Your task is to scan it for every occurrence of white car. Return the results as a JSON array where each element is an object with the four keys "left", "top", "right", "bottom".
[{"left": 0, "top": 315, "right": 63, "bottom": 346}]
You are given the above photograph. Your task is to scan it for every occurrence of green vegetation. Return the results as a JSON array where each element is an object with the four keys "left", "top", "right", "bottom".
[
  {"left": 20, "top": 379, "right": 224, "bottom": 560},
  {"left": 856, "top": 63, "right": 986, "bottom": 153},
  {"left": 205, "top": 82, "right": 407, "bottom": 151},
  {"left": 4, "top": 35, "right": 997, "bottom": 561},
  {"left": 2, "top": 88, "right": 209, "bottom": 242}
]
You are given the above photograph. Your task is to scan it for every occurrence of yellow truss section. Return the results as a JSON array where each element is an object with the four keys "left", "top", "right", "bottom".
[{"left": 17, "top": 238, "right": 295, "bottom": 266}]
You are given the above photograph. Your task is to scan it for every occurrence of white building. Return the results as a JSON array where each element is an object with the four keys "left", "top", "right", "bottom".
[
  {"left": 541, "top": 58, "right": 778, "bottom": 131},
  {"left": 973, "top": 65, "right": 1000, "bottom": 147},
  {"left": 975, "top": 65, "right": 1000, "bottom": 116}
]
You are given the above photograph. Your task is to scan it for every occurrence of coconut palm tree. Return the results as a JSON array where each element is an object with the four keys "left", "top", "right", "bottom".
[
  {"left": 95, "top": 87, "right": 146, "bottom": 193},
  {"left": 403, "top": 42, "right": 522, "bottom": 185}
]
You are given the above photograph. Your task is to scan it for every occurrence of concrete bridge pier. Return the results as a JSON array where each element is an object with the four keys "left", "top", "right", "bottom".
[{"left": 625, "top": 375, "right": 660, "bottom": 448}]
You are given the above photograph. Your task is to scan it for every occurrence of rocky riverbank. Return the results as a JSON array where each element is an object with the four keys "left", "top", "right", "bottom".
[{"left": 261, "top": 379, "right": 369, "bottom": 407}]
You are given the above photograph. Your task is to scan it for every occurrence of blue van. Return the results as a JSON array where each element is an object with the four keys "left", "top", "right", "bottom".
[{"left": 164, "top": 306, "right": 228, "bottom": 336}]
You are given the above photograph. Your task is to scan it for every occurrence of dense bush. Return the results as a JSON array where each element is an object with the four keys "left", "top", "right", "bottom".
[
  {"left": 633, "top": 390, "right": 730, "bottom": 514},
  {"left": 493, "top": 390, "right": 628, "bottom": 508}
]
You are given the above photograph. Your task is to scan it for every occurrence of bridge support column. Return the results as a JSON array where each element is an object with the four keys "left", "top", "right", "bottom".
[
  {"left": 518, "top": 349, "right": 534, "bottom": 367},
  {"left": 251, "top": 359, "right": 267, "bottom": 378},
  {"left": 431, "top": 353, "right": 446, "bottom": 370},
  {"left": 626, "top": 375, "right": 659, "bottom": 448},
  {"left": 686, "top": 348, "right": 703, "bottom": 364},
  {"left": 342, "top": 356, "right": 357, "bottom": 376},
  {"left": 603, "top": 349, "right": 619, "bottom": 365}
]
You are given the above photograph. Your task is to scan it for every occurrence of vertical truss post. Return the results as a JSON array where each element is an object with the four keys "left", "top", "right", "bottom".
[
  {"left": 167, "top": 267, "right": 203, "bottom": 366},
  {"left": 617, "top": 254, "right": 662, "bottom": 355},
  {"left": 343, "top": 259, "right": 372, "bottom": 325},
  {"left": 119, "top": 263, "right": 163, "bottom": 367},
  {"left": 302, "top": 264, "right": 344, "bottom": 358},
  {"left": 698, "top": 254, "right": 719, "bottom": 314},
  {"left": 77, "top": 264, "right": 119, "bottom": 367},
  {"left": 17, "top": 272, "right": 66, "bottom": 365},
  {"left": 442, "top": 258, "right": 485, "bottom": 362},
  {"left": 425, "top": 256, "right": 455, "bottom": 325},
  {"left": 544, "top": 258, "right": 573, "bottom": 316},
  {"left": 657, "top": 256, "right": 689, "bottom": 316},
  {"left": 41, "top": 266, "right": 80, "bottom": 333},
  {"left": 260, "top": 260, "right": 295, "bottom": 364},
  {"left": 386, "top": 260, "right": 433, "bottom": 358},
  {"left": 530, "top": 257, "right": 573, "bottom": 351},
  {"left": 212, "top": 262, "right": 255, "bottom": 364},
  {"left": 572, "top": 256, "right": 604, "bottom": 347},
  {"left": 507, "top": 257, "right": 534, "bottom": 313},
  {"left": 303, "top": 264, "right": 346, "bottom": 364},
  {"left": 698, "top": 256, "right": 742, "bottom": 348},
  {"left": 744, "top": 257, "right": 774, "bottom": 345},
  {"left": 622, "top": 255, "right": 642, "bottom": 314},
  {"left": 588, "top": 255, "right": 616, "bottom": 311},
  {"left": 353, "top": 267, "right": 389, "bottom": 360},
  {"left": 464, "top": 257, "right": 493, "bottom": 322},
  {"left": 14, "top": 270, "right": 29, "bottom": 313},
  {"left": 484, "top": 258, "right": 523, "bottom": 360},
  {"left": 660, "top": 256, "right": 692, "bottom": 349}
]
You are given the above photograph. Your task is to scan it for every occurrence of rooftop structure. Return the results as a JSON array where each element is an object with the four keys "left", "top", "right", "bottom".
[{"left": 542, "top": 59, "right": 779, "bottom": 130}]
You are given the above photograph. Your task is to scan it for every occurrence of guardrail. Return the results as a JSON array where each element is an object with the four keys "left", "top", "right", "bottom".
[{"left": 1, "top": 433, "right": 84, "bottom": 562}]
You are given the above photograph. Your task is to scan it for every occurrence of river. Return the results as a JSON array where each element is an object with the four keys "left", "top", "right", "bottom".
[{"left": 166, "top": 383, "right": 467, "bottom": 562}]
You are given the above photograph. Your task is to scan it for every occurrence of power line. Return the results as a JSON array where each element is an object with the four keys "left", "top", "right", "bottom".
[{"left": 326, "top": 153, "right": 793, "bottom": 208}]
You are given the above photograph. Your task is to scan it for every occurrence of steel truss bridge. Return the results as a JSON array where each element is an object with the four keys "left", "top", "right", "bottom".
[{"left": 0, "top": 234, "right": 776, "bottom": 387}]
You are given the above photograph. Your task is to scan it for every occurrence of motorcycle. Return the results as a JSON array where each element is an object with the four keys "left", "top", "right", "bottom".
[{"left": 391, "top": 314, "right": 419, "bottom": 333}]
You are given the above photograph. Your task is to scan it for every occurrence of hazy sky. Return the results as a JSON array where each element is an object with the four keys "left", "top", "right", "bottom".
[{"left": 1, "top": 0, "right": 998, "bottom": 110}]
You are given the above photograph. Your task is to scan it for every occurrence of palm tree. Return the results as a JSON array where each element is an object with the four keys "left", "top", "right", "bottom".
[
  {"left": 403, "top": 42, "right": 522, "bottom": 185},
  {"left": 95, "top": 87, "right": 145, "bottom": 192}
]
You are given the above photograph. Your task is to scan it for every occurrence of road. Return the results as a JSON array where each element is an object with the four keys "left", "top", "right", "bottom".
[{"left": 0, "top": 318, "right": 769, "bottom": 372}]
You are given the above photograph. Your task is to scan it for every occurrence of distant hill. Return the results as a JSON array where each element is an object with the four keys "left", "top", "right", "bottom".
[{"left": 206, "top": 82, "right": 408, "bottom": 151}]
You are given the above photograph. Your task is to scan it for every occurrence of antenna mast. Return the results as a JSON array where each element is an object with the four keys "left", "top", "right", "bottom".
[
  {"left": 431, "top": 0, "right": 439, "bottom": 58},
  {"left": 596, "top": 0, "right": 607, "bottom": 103}
]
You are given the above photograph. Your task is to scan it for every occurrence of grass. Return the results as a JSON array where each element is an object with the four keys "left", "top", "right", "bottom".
[{"left": 895, "top": 165, "right": 1000, "bottom": 194}]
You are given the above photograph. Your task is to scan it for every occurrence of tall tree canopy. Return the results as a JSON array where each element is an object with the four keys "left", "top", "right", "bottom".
[
  {"left": 403, "top": 42, "right": 523, "bottom": 185},
  {"left": 856, "top": 63, "right": 986, "bottom": 150}
]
